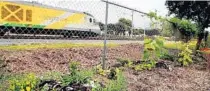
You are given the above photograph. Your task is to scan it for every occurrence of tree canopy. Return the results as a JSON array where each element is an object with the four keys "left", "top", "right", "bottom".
[
  {"left": 105, "top": 18, "right": 132, "bottom": 35},
  {"left": 148, "top": 11, "right": 198, "bottom": 41},
  {"left": 165, "top": 1, "right": 210, "bottom": 49}
]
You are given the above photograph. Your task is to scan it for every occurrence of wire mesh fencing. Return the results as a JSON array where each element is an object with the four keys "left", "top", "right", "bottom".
[
  {"left": 0, "top": 0, "right": 146, "bottom": 41},
  {"left": 100, "top": 0, "right": 150, "bottom": 69},
  {"left": 0, "top": 0, "right": 105, "bottom": 40},
  {"left": 0, "top": 0, "right": 151, "bottom": 90},
  {"left": 0, "top": 0, "right": 150, "bottom": 72}
]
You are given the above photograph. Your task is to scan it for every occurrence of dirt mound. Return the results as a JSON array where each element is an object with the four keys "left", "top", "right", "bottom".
[{"left": 0, "top": 43, "right": 143, "bottom": 74}]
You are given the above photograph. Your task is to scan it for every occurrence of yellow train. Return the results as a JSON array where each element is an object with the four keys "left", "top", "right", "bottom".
[{"left": 0, "top": 1, "right": 101, "bottom": 37}]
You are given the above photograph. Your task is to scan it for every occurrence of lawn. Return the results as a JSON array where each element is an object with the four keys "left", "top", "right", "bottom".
[
  {"left": 164, "top": 40, "right": 197, "bottom": 50},
  {"left": 0, "top": 43, "right": 119, "bottom": 50}
]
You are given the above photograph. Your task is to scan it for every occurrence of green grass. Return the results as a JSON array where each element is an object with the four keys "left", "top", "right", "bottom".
[
  {"left": 0, "top": 43, "right": 119, "bottom": 50},
  {"left": 164, "top": 41, "right": 197, "bottom": 50}
]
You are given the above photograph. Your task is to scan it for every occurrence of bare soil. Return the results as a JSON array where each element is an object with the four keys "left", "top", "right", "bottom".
[
  {"left": 0, "top": 43, "right": 210, "bottom": 91},
  {"left": 0, "top": 43, "right": 142, "bottom": 73},
  {"left": 126, "top": 65, "right": 210, "bottom": 91}
]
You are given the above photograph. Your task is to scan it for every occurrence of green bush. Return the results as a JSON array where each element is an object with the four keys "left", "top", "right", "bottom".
[
  {"left": 142, "top": 36, "right": 168, "bottom": 70},
  {"left": 178, "top": 43, "right": 193, "bottom": 66}
]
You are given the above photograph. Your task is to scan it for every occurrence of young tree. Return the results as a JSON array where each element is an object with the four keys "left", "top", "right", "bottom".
[{"left": 165, "top": 1, "right": 210, "bottom": 50}]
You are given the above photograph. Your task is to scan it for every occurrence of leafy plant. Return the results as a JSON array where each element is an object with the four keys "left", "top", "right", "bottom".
[
  {"left": 8, "top": 73, "right": 38, "bottom": 91},
  {"left": 39, "top": 71, "right": 63, "bottom": 81},
  {"left": 140, "top": 36, "right": 168, "bottom": 70},
  {"left": 95, "top": 65, "right": 110, "bottom": 76},
  {"left": 61, "top": 61, "right": 94, "bottom": 86},
  {"left": 134, "top": 62, "right": 154, "bottom": 71},
  {"left": 160, "top": 53, "right": 175, "bottom": 61},
  {"left": 178, "top": 43, "right": 193, "bottom": 66}
]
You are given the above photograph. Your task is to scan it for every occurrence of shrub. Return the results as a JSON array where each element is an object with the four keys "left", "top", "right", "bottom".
[
  {"left": 141, "top": 36, "right": 168, "bottom": 70},
  {"left": 178, "top": 43, "right": 193, "bottom": 66}
]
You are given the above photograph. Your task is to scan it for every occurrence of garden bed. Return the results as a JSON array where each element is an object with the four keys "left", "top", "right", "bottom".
[
  {"left": 1, "top": 43, "right": 210, "bottom": 91},
  {"left": 0, "top": 43, "right": 142, "bottom": 73}
]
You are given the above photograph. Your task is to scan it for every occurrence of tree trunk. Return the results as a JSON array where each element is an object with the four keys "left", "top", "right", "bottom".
[
  {"left": 196, "top": 32, "right": 204, "bottom": 50},
  {"left": 196, "top": 38, "right": 202, "bottom": 50}
]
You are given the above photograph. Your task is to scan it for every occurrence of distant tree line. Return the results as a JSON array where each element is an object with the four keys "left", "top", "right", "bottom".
[{"left": 99, "top": 18, "right": 145, "bottom": 36}]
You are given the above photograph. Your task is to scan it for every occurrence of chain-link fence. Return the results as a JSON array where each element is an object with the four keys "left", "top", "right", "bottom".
[
  {"left": 0, "top": 0, "right": 149, "bottom": 69},
  {"left": 101, "top": 0, "right": 150, "bottom": 69},
  {"left": 0, "top": 0, "right": 103, "bottom": 40},
  {"left": 0, "top": 1, "right": 149, "bottom": 90},
  {"left": 0, "top": 0, "right": 146, "bottom": 40}
]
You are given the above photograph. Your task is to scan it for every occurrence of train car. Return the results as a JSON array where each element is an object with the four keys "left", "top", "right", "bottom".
[{"left": 0, "top": 0, "right": 101, "bottom": 37}]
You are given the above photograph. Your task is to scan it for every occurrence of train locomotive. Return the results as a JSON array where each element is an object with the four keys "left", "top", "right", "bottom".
[{"left": 0, "top": 1, "right": 101, "bottom": 37}]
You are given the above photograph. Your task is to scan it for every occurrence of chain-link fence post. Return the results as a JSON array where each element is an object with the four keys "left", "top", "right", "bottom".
[
  {"left": 102, "top": 0, "right": 109, "bottom": 70},
  {"left": 131, "top": 10, "right": 134, "bottom": 38}
]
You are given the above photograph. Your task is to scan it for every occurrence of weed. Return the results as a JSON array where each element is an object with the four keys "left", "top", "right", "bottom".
[
  {"left": 61, "top": 61, "right": 94, "bottom": 86},
  {"left": 101, "top": 70, "right": 127, "bottom": 91},
  {"left": 39, "top": 71, "right": 63, "bottom": 81},
  {"left": 95, "top": 65, "right": 110, "bottom": 76},
  {"left": 116, "top": 58, "right": 133, "bottom": 68}
]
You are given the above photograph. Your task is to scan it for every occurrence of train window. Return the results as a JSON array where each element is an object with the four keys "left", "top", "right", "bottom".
[
  {"left": 89, "top": 18, "right": 92, "bottom": 23},
  {"left": 93, "top": 19, "right": 96, "bottom": 23},
  {"left": 26, "top": 10, "right": 32, "bottom": 22}
]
